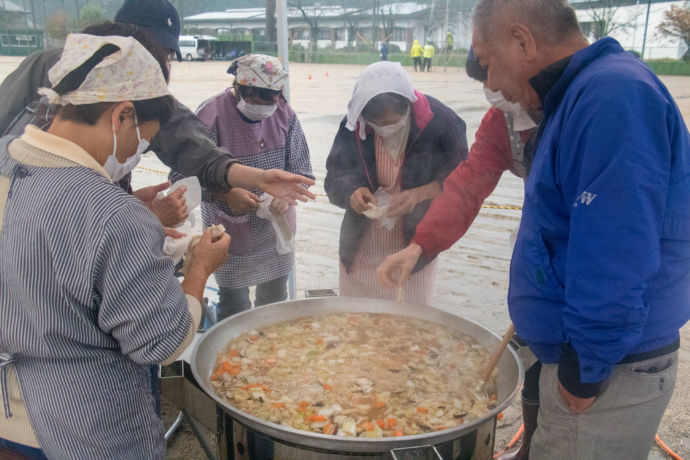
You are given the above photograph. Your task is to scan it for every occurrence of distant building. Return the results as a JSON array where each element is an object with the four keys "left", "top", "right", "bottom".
[
  {"left": 571, "top": 0, "right": 688, "bottom": 59},
  {"left": 183, "top": 3, "right": 431, "bottom": 52},
  {"left": 0, "top": 0, "right": 42, "bottom": 56},
  {"left": 184, "top": 0, "right": 687, "bottom": 60}
]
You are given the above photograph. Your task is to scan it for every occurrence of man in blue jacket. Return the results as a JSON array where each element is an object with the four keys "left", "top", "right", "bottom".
[{"left": 471, "top": 0, "right": 690, "bottom": 458}]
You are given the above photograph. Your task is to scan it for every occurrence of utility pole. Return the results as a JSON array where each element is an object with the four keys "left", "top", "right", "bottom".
[
  {"left": 640, "top": 0, "right": 652, "bottom": 59},
  {"left": 74, "top": 0, "right": 79, "bottom": 29},
  {"left": 30, "top": 0, "right": 36, "bottom": 28}
]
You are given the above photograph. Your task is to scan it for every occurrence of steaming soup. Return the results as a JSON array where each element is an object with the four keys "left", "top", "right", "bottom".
[{"left": 210, "top": 313, "right": 497, "bottom": 437}]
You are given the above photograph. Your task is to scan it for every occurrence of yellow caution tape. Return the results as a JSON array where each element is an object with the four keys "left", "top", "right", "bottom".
[
  {"left": 481, "top": 204, "right": 522, "bottom": 210},
  {"left": 137, "top": 177, "right": 523, "bottom": 211}
]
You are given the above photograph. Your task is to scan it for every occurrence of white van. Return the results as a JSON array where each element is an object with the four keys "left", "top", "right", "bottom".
[{"left": 178, "top": 35, "right": 217, "bottom": 61}]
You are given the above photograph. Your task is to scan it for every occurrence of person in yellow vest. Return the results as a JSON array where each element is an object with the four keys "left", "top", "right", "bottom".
[
  {"left": 423, "top": 42, "right": 435, "bottom": 72},
  {"left": 410, "top": 39, "right": 422, "bottom": 71}
]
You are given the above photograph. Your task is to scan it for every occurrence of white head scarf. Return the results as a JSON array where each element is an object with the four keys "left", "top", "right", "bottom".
[
  {"left": 37, "top": 33, "right": 170, "bottom": 106},
  {"left": 346, "top": 61, "right": 417, "bottom": 140}
]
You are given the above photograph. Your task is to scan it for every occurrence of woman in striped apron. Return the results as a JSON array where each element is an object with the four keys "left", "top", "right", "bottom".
[
  {"left": 325, "top": 61, "right": 468, "bottom": 304},
  {"left": 0, "top": 33, "right": 229, "bottom": 459}
]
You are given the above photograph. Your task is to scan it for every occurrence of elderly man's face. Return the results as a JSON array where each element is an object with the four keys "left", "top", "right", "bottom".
[{"left": 472, "top": 24, "right": 541, "bottom": 111}]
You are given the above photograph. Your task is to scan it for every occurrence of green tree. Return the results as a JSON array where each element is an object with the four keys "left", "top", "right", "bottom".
[
  {"left": 80, "top": 3, "right": 106, "bottom": 29},
  {"left": 46, "top": 10, "right": 71, "bottom": 41}
]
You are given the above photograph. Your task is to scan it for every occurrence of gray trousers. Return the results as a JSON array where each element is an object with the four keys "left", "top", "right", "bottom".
[{"left": 530, "top": 351, "right": 678, "bottom": 460}]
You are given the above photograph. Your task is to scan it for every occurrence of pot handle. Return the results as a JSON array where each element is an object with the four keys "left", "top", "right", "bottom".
[{"left": 389, "top": 444, "right": 444, "bottom": 460}]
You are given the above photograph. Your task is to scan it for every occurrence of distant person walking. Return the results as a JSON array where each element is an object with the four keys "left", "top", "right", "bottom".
[
  {"left": 410, "top": 39, "right": 422, "bottom": 71},
  {"left": 446, "top": 31, "right": 454, "bottom": 52},
  {"left": 380, "top": 41, "right": 389, "bottom": 61},
  {"left": 423, "top": 43, "right": 435, "bottom": 72}
]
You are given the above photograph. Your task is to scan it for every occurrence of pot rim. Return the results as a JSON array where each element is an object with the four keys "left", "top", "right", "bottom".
[{"left": 190, "top": 297, "right": 524, "bottom": 453}]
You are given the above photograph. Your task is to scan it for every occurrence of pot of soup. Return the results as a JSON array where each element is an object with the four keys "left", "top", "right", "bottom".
[{"left": 190, "top": 297, "right": 523, "bottom": 459}]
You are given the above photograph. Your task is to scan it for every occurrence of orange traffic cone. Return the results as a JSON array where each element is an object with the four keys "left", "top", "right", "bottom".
[{"left": 308, "top": 74, "right": 312, "bottom": 80}]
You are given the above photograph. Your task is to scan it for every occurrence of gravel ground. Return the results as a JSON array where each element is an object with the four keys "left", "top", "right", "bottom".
[{"left": 0, "top": 56, "right": 687, "bottom": 459}]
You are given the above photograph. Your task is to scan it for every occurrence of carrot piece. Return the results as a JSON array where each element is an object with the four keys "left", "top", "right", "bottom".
[
  {"left": 230, "top": 349, "right": 239, "bottom": 358},
  {"left": 497, "top": 412, "right": 504, "bottom": 421},
  {"left": 323, "top": 384, "right": 333, "bottom": 391},
  {"left": 210, "top": 373, "right": 220, "bottom": 381},
  {"left": 249, "top": 334, "right": 260, "bottom": 341},
  {"left": 322, "top": 422, "right": 335, "bottom": 435},
  {"left": 376, "top": 419, "right": 385, "bottom": 429},
  {"left": 417, "top": 406, "right": 428, "bottom": 414},
  {"left": 270, "top": 402, "right": 286, "bottom": 409},
  {"left": 358, "top": 421, "right": 374, "bottom": 431},
  {"left": 307, "top": 414, "right": 327, "bottom": 422},
  {"left": 392, "top": 430, "right": 404, "bottom": 437},
  {"left": 298, "top": 401, "right": 310, "bottom": 408},
  {"left": 317, "top": 338, "right": 324, "bottom": 345},
  {"left": 386, "top": 418, "right": 397, "bottom": 427},
  {"left": 229, "top": 366, "right": 241, "bottom": 376},
  {"left": 265, "top": 358, "right": 277, "bottom": 365},
  {"left": 372, "top": 400, "right": 386, "bottom": 409},
  {"left": 246, "top": 384, "right": 270, "bottom": 392},
  {"left": 222, "top": 361, "right": 241, "bottom": 375}
]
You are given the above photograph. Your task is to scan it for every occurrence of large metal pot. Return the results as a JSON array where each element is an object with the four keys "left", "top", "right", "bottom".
[{"left": 190, "top": 297, "right": 523, "bottom": 459}]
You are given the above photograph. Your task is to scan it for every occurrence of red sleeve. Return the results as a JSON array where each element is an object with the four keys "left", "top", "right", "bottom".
[{"left": 412, "top": 108, "right": 513, "bottom": 257}]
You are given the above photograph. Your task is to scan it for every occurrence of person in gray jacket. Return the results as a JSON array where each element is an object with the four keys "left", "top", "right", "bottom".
[{"left": 0, "top": 0, "right": 314, "bottom": 208}]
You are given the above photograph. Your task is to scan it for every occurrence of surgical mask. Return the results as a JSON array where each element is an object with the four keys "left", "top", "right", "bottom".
[
  {"left": 368, "top": 111, "right": 409, "bottom": 139},
  {"left": 237, "top": 95, "right": 277, "bottom": 121},
  {"left": 483, "top": 88, "right": 523, "bottom": 113},
  {"left": 104, "top": 111, "right": 149, "bottom": 182},
  {"left": 483, "top": 88, "right": 537, "bottom": 131},
  {"left": 368, "top": 110, "right": 410, "bottom": 160}
]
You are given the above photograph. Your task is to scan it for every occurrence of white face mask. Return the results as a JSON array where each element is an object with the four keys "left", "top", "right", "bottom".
[
  {"left": 483, "top": 88, "right": 523, "bottom": 113},
  {"left": 104, "top": 111, "right": 149, "bottom": 182},
  {"left": 368, "top": 111, "right": 409, "bottom": 139},
  {"left": 483, "top": 88, "right": 537, "bottom": 131},
  {"left": 368, "top": 109, "right": 410, "bottom": 160},
  {"left": 237, "top": 94, "right": 277, "bottom": 121}
]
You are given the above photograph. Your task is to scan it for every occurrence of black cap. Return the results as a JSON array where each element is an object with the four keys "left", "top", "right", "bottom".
[
  {"left": 465, "top": 46, "right": 488, "bottom": 82},
  {"left": 115, "top": 0, "right": 181, "bottom": 60}
]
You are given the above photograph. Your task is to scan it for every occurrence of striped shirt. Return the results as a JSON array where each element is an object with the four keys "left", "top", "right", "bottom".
[
  {"left": 172, "top": 89, "right": 313, "bottom": 289},
  {"left": 340, "top": 133, "right": 437, "bottom": 304},
  {"left": 0, "top": 126, "right": 199, "bottom": 459}
]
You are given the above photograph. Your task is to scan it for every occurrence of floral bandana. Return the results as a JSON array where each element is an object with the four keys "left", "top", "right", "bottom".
[
  {"left": 37, "top": 33, "right": 170, "bottom": 106},
  {"left": 233, "top": 54, "right": 287, "bottom": 92}
]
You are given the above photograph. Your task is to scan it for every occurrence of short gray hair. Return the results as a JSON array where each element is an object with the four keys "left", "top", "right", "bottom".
[{"left": 472, "top": 0, "right": 581, "bottom": 44}]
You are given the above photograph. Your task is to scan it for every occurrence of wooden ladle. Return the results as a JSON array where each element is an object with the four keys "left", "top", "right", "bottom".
[{"left": 481, "top": 323, "right": 516, "bottom": 382}]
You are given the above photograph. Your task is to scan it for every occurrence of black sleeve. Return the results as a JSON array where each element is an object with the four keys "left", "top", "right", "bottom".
[
  {"left": 430, "top": 100, "right": 469, "bottom": 186},
  {"left": 0, "top": 48, "right": 61, "bottom": 133},
  {"left": 324, "top": 118, "right": 370, "bottom": 209},
  {"left": 150, "top": 98, "right": 237, "bottom": 193}
]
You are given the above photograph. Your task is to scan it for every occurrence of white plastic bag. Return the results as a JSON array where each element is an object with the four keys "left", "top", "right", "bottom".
[
  {"left": 362, "top": 188, "right": 395, "bottom": 230},
  {"left": 155, "top": 176, "right": 202, "bottom": 228},
  {"left": 256, "top": 194, "right": 294, "bottom": 255},
  {"left": 161, "top": 177, "right": 204, "bottom": 264}
]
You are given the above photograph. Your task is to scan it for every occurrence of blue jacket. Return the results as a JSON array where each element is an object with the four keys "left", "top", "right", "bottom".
[{"left": 509, "top": 38, "right": 690, "bottom": 388}]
